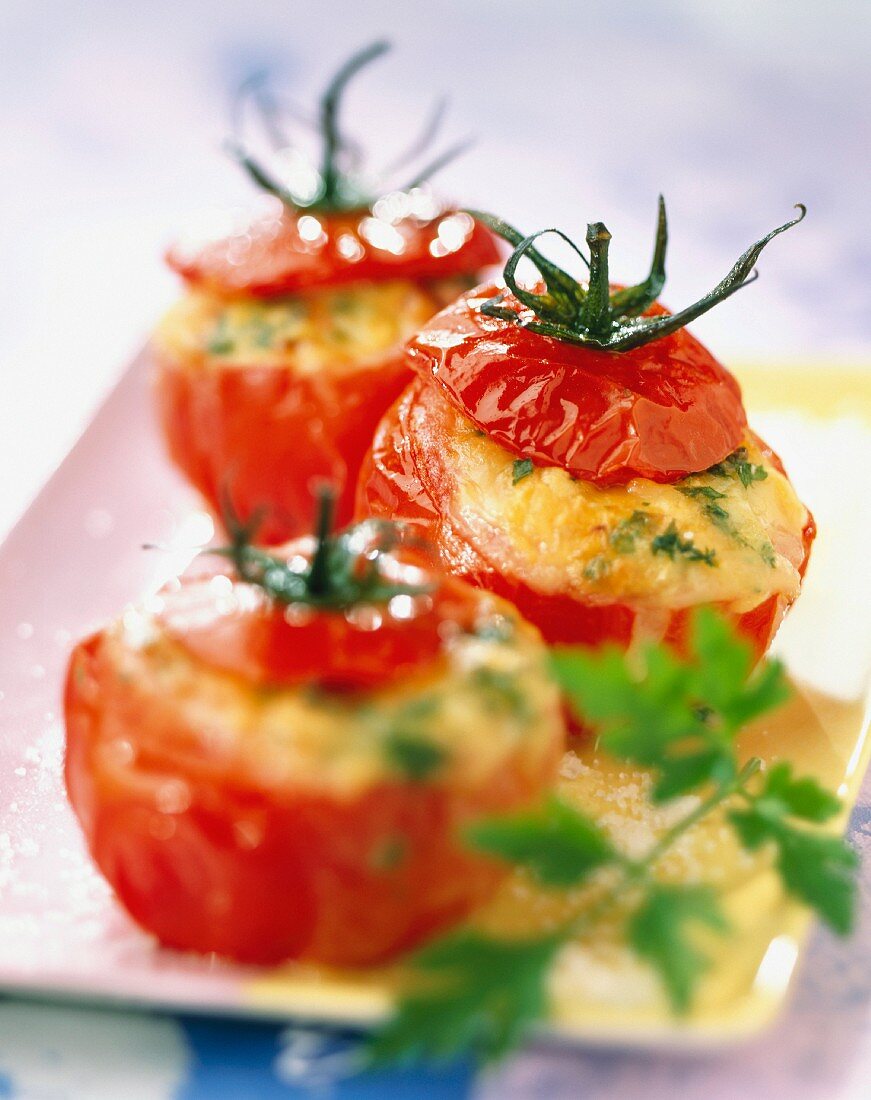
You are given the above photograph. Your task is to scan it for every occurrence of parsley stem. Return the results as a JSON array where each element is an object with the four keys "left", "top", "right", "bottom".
[
  {"left": 641, "top": 757, "right": 761, "bottom": 869},
  {"left": 566, "top": 757, "right": 762, "bottom": 941}
]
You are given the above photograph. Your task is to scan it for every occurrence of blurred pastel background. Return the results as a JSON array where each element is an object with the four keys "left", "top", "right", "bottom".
[
  {"left": 2, "top": 0, "right": 870, "bottom": 540},
  {"left": 0, "top": 1, "right": 869, "bottom": 1097}
]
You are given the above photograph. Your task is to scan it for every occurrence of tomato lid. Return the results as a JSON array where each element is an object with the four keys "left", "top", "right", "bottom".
[
  {"left": 407, "top": 202, "right": 804, "bottom": 484},
  {"left": 166, "top": 42, "right": 500, "bottom": 297},
  {"left": 167, "top": 202, "right": 500, "bottom": 298},
  {"left": 156, "top": 489, "right": 483, "bottom": 690},
  {"left": 408, "top": 282, "right": 748, "bottom": 484}
]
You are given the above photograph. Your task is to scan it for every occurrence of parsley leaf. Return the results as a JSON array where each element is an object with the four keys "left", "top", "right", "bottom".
[
  {"left": 628, "top": 884, "right": 728, "bottom": 1013},
  {"left": 512, "top": 458, "right": 534, "bottom": 484},
  {"left": 552, "top": 609, "right": 790, "bottom": 802},
  {"left": 552, "top": 644, "right": 709, "bottom": 786},
  {"left": 758, "top": 762, "right": 842, "bottom": 823},
  {"left": 370, "top": 612, "right": 857, "bottom": 1068},
  {"left": 366, "top": 931, "right": 564, "bottom": 1066},
  {"left": 688, "top": 607, "right": 790, "bottom": 727},
  {"left": 729, "top": 808, "right": 857, "bottom": 933},
  {"left": 466, "top": 797, "right": 615, "bottom": 886},
  {"left": 651, "top": 748, "right": 734, "bottom": 802}
]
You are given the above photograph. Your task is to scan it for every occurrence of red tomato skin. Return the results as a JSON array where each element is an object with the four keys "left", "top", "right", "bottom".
[
  {"left": 154, "top": 345, "right": 410, "bottom": 544},
  {"left": 167, "top": 206, "right": 501, "bottom": 298},
  {"left": 405, "top": 284, "right": 748, "bottom": 485},
  {"left": 154, "top": 558, "right": 483, "bottom": 691},
  {"left": 355, "top": 379, "right": 814, "bottom": 664},
  {"left": 64, "top": 633, "right": 560, "bottom": 966}
]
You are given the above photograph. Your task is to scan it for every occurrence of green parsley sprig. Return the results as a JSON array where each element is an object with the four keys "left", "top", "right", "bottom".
[{"left": 368, "top": 609, "right": 858, "bottom": 1067}]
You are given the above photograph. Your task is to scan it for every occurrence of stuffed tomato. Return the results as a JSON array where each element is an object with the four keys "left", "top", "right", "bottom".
[
  {"left": 64, "top": 495, "right": 563, "bottom": 966},
  {"left": 357, "top": 203, "right": 814, "bottom": 659},
  {"left": 153, "top": 43, "right": 499, "bottom": 544}
]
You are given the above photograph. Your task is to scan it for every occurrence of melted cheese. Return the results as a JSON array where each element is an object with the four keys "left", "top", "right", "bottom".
[
  {"left": 446, "top": 417, "right": 810, "bottom": 614},
  {"left": 155, "top": 278, "right": 473, "bottom": 377},
  {"left": 107, "top": 599, "right": 562, "bottom": 797}
]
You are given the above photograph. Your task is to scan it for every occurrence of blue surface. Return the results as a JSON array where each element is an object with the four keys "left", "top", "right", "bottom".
[
  {"left": 177, "top": 1017, "right": 471, "bottom": 1098},
  {"left": 0, "top": 1002, "right": 472, "bottom": 1099}
]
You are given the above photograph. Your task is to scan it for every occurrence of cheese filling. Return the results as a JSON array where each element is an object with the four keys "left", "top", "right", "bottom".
[
  {"left": 444, "top": 417, "right": 810, "bottom": 614},
  {"left": 155, "top": 277, "right": 475, "bottom": 376},
  {"left": 107, "top": 601, "right": 562, "bottom": 797}
]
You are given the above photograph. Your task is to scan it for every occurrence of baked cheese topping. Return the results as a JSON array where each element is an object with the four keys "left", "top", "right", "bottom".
[
  {"left": 444, "top": 415, "right": 809, "bottom": 614},
  {"left": 107, "top": 600, "right": 562, "bottom": 797},
  {"left": 154, "top": 278, "right": 474, "bottom": 377}
]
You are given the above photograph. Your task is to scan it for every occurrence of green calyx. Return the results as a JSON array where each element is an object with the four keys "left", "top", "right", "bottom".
[
  {"left": 468, "top": 199, "right": 806, "bottom": 352},
  {"left": 227, "top": 41, "right": 471, "bottom": 214},
  {"left": 211, "top": 487, "right": 433, "bottom": 611}
]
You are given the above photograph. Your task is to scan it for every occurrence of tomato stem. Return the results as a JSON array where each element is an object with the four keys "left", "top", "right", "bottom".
[
  {"left": 471, "top": 202, "right": 805, "bottom": 353},
  {"left": 208, "top": 491, "right": 434, "bottom": 612},
  {"left": 226, "top": 42, "right": 473, "bottom": 213},
  {"left": 582, "top": 222, "right": 612, "bottom": 338},
  {"left": 318, "top": 40, "right": 389, "bottom": 208},
  {"left": 308, "top": 486, "right": 337, "bottom": 597}
]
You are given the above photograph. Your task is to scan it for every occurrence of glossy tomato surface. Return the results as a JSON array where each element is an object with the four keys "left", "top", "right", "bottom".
[
  {"left": 64, "top": 553, "right": 563, "bottom": 966},
  {"left": 154, "top": 344, "right": 410, "bottom": 543},
  {"left": 406, "top": 283, "right": 748, "bottom": 485},
  {"left": 154, "top": 547, "right": 482, "bottom": 691},
  {"left": 167, "top": 202, "right": 500, "bottom": 298},
  {"left": 356, "top": 378, "right": 815, "bottom": 663},
  {"left": 65, "top": 633, "right": 558, "bottom": 966}
]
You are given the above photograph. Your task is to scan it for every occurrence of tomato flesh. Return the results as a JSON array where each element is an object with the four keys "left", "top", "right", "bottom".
[
  {"left": 167, "top": 204, "right": 500, "bottom": 298},
  {"left": 154, "top": 346, "right": 412, "bottom": 544},
  {"left": 406, "top": 284, "right": 747, "bottom": 485}
]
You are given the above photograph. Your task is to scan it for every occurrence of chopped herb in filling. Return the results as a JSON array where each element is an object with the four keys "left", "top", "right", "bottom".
[
  {"left": 583, "top": 556, "right": 611, "bottom": 582},
  {"left": 512, "top": 458, "right": 534, "bottom": 485},
  {"left": 651, "top": 522, "right": 717, "bottom": 566},
  {"left": 678, "top": 476, "right": 776, "bottom": 566},
  {"left": 708, "top": 447, "right": 768, "bottom": 488},
  {"left": 610, "top": 510, "right": 650, "bottom": 554},
  {"left": 678, "top": 486, "right": 727, "bottom": 502},
  {"left": 472, "top": 667, "right": 530, "bottom": 719},
  {"left": 385, "top": 730, "right": 447, "bottom": 781}
]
